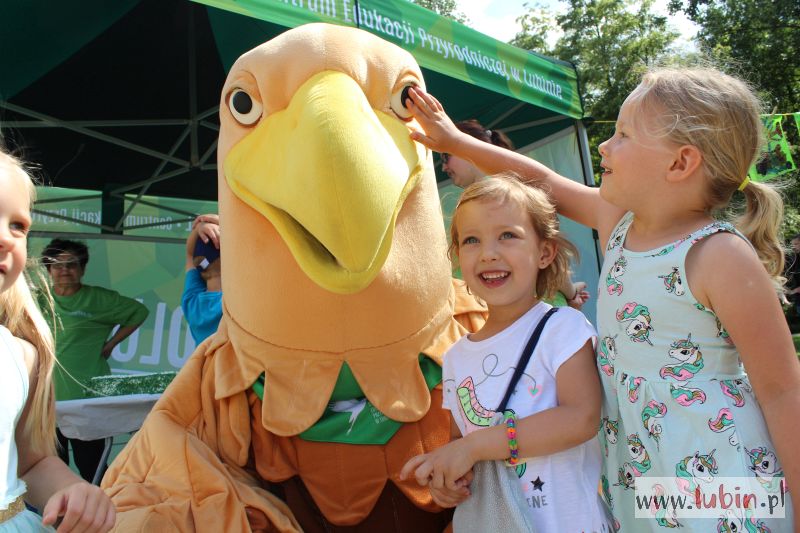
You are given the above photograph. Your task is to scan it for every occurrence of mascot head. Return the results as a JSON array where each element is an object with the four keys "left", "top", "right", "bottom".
[{"left": 216, "top": 23, "right": 455, "bottom": 435}]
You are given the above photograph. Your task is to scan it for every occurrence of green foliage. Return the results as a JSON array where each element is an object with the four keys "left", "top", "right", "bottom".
[
  {"left": 408, "top": 0, "right": 469, "bottom": 24},
  {"left": 510, "top": 3, "right": 556, "bottom": 53},
  {"left": 667, "top": 0, "right": 800, "bottom": 113},
  {"left": 511, "top": 0, "right": 680, "bottom": 179},
  {"left": 667, "top": 0, "right": 800, "bottom": 242},
  {"left": 782, "top": 171, "right": 800, "bottom": 239}
]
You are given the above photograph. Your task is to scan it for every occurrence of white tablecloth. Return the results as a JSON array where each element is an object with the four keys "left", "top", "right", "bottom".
[{"left": 56, "top": 394, "right": 160, "bottom": 441}]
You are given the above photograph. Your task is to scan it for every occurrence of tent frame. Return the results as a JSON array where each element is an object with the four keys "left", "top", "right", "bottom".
[{"left": 2, "top": 1, "right": 594, "bottom": 238}]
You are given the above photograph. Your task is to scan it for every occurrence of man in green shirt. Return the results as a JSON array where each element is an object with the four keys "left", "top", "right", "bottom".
[{"left": 42, "top": 238, "right": 148, "bottom": 482}]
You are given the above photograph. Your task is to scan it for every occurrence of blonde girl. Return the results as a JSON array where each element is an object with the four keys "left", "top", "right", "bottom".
[
  {"left": 404, "top": 67, "right": 798, "bottom": 531},
  {"left": 0, "top": 150, "right": 115, "bottom": 532},
  {"left": 401, "top": 176, "right": 609, "bottom": 531}
]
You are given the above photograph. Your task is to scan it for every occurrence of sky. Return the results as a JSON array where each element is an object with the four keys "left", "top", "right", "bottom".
[{"left": 454, "top": 0, "right": 698, "bottom": 49}]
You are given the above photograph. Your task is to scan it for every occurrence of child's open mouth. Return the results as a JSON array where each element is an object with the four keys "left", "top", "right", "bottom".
[{"left": 479, "top": 271, "right": 509, "bottom": 287}]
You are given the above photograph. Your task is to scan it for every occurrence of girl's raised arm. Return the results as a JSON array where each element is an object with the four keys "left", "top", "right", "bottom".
[{"left": 405, "top": 87, "right": 624, "bottom": 242}]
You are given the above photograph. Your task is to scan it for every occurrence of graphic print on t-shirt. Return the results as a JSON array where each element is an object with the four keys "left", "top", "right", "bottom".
[{"left": 454, "top": 362, "right": 539, "bottom": 433}]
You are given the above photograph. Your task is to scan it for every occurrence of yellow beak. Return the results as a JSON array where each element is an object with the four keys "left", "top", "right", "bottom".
[{"left": 224, "top": 71, "right": 425, "bottom": 294}]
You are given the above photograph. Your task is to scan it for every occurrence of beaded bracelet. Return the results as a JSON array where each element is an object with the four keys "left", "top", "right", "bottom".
[{"left": 503, "top": 410, "right": 519, "bottom": 466}]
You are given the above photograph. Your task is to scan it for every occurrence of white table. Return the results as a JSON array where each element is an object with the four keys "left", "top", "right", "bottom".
[{"left": 56, "top": 394, "right": 160, "bottom": 484}]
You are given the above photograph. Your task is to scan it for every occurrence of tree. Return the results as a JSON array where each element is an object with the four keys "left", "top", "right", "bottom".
[
  {"left": 409, "top": 0, "right": 469, "bottom": 24},
  {"left": 511, "top": 0, "right": 680, "bottom": 180},
  {"left": 509, "top": 4, "right": 556, "bottom": 53},
  {"left": 667, "top": 0, "right": 800, "bottom": 112}
]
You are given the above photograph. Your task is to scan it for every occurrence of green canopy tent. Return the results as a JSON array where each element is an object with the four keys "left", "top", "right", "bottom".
[
  {"left": 1, "top": 0, "right": 601, "bottom": 375},
  {"left": 0, "top": 0, "right": 593, "bottom": 207}
]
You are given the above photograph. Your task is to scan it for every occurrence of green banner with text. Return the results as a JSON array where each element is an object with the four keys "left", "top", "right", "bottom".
[
  {"left": 193, "top": 0, "right": 582, "bottom": 118},
  {"left": 30, "top": 187, "right": 219, "bottom": 374}
]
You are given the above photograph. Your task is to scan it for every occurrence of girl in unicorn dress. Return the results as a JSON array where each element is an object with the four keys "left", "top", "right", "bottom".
[
  {"left": 0, "top": 151, "right": 115, "bottom": 531},
  {"left": 403, "top": 65, "right": 798, "bottom": 531}
]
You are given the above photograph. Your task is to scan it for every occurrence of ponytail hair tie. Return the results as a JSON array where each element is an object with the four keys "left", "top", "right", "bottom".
[{"left": 738, "top": 176, "right": 751, "bottom": 191}]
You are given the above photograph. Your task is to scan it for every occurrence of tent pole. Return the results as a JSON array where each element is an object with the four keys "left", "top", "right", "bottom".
[
  {"left": 113, "top": 126, "right": 194, "bottom": 231},
  {"left": 199, "top": 139, "right": 218, "bottom": 165},
  {"left": 501, "top": 115, "right": 570, "bottom": 133},
  {"left": 196, "top": 106, "right": 219, "bottom": 121},
  {"left": 109, "top": 168, "right": 192, "bottom": 196},
  {"left": 2, "top": 119, "right": 191, "bottom": 128},
  {"left": 486, "top": 101, "right": 526, "bottom": 129},
  {"left": 0, "top": 102, "right": 190, "bottom": 167},
  {"left": 188, "top": 3, "right": 199, "bottom": 166},
  {"left": 575, "top": 119, "right": 603, "bottom": 273}
]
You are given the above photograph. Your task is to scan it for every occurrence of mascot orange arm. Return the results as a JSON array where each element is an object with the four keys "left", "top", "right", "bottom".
[{"left": 102, "top": 23, "right": 485, "bottom": 532}]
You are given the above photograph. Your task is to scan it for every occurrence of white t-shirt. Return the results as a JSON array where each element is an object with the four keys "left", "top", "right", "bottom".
[{"left": 442, "top": 302, "right": 610, "bottom": 532}]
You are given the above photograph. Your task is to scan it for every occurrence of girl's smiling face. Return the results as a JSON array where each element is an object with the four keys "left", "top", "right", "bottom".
[
  {"left": 0, "top": 170, "right": 32, "bottom": 293},
  {"left": 455, "top": 198, "right": 554, "bottom": 322}
]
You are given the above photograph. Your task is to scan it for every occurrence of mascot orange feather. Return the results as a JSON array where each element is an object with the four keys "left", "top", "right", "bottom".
[{"left": 103, "top": 23, "right": 485, "bottom": 532}]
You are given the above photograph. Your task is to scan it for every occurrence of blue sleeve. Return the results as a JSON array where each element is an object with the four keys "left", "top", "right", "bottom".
[
  {"left": 181, "top": 269, "right": 207, "bottom": 319},
  {"left": 181, "top": 270, "right": 223, "bottom": 344}
]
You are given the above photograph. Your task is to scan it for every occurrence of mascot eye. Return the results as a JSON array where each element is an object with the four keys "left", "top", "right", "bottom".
[
  {"left": 228, "top": 89, "right": 262, "bottom": 126},
  {"left": 390, "top": 83, "right": 417, "bottom": 120}
]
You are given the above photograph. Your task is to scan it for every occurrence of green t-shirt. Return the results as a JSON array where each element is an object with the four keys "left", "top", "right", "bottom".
[
  {"left": 543, "top": 290, "right": 568, "bottom": 308},
  {"left": 51, "top": 285, "right": 148, "bottom": 400}
]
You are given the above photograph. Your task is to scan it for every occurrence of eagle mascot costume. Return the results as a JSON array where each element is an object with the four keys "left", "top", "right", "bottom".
[{"left": 103, "top": 23, "right": 486, "bottom": 532}]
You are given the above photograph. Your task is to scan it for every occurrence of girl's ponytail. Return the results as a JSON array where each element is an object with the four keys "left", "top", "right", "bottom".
[{"left": 736, "top": 180, "right": 786, "bottom": 286}]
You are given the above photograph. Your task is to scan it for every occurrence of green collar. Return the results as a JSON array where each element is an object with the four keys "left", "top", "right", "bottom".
[{"left": 252, "top": 355, "right": 441, "bottom": 444}]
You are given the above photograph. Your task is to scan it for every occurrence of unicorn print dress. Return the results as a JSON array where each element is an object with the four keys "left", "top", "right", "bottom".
[{"left": 596, "top": 213, "right": 794, "bottom": 532}]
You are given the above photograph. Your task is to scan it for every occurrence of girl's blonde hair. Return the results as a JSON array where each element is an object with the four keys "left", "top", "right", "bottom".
[
  {"left": 449, "top": 174, "right": 578, "bottom": 300},
  {"left": 0, "top": 151, "right": 56, "bottom": 455},
  {"left": 627, "top": 67, "right": 785, "bottom": 283}
]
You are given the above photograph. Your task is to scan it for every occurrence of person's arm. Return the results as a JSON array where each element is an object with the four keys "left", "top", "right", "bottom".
[
  {"left": 689, "top": 234, "right": 800, "bottom": 529},
  {"left": 185, "top": 214, "right": 220, "bottom": 272},
  {"left": 405, "top": 87, "right": 626, "bottom": 246},
  {"left": 562, "top": 280, "right": 590, "bottom": 310},
  {"left": 100, "top": 323, "right": 141, "bottom": 359},
  {"left": 401, "top": 339, "right": 599, "bottom": 491},
  {"left": 427, "top": 418, "right": 472, "bottom": 508},
  {"left": 99, "top": 291, "right": 149, "bottom": 359},
  {"left": 15, "top": 339, "right": 115, "bottom": 532}
]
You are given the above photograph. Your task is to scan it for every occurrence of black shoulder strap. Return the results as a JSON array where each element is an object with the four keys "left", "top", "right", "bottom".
[{"left": 496, "top": 307, "right": 558, "bottom": 413}]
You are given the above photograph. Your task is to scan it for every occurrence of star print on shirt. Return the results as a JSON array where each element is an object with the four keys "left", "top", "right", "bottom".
[{"left": 532, "top": 476, "right": 545, "bottom": 491}]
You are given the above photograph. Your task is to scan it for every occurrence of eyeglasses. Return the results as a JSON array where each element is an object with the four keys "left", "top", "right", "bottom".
[{"left": 50, "top": 261, "right": 81, "bottom": 271}]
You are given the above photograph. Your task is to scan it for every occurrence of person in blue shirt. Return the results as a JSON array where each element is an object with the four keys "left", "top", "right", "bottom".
[{"left": 181, "top": 214, "right": 222, "bottom": 344}]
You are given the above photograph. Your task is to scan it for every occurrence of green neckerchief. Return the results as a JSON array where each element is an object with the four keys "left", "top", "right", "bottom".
[{"left": 252, "top": 355, "right": 441, "bottom": 444}]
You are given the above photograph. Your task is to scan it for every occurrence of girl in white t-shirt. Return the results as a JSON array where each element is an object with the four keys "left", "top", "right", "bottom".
[{"left": 401, "top": 175, "right": 609, "bottom": 531}]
